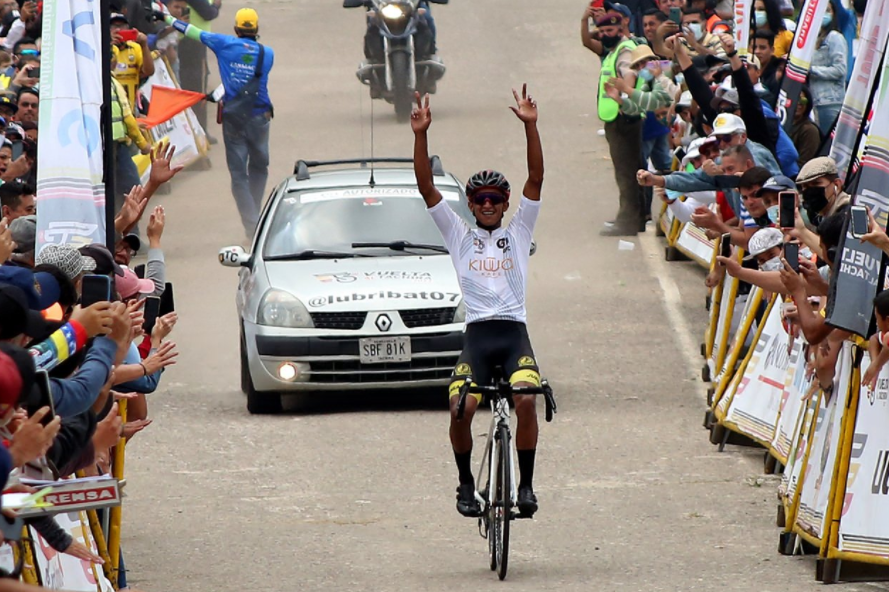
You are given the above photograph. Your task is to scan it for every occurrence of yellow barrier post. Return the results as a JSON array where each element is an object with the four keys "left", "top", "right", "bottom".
[
  {"left": 18, "top": 526, "right": 39, "bottom": 585},
  {"left": 106, "top": 399, "right": 127, "bottom": 590},
  {"left": 86, "top": 508, "right": 113, "bottom": 576}
]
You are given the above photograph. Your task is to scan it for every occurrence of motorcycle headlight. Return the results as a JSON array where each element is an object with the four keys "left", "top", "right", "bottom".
[
  {"left": 380, "top": 2, "right": 405, "bottom": 19},
  {"left": 258, "top": 290, "right": 314, "bottom": 328},
  {"left": 453, "top": 300, "right": 466, "bottom": 324}
]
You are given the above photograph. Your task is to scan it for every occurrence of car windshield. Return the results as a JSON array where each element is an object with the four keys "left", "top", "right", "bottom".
[{"left": 262, "top": 186, "right": 473, "bottom": 259}]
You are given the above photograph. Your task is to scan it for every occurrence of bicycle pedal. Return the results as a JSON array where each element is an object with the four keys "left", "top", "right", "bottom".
[{"left": 513, "top": 513, "right": 534, "bottom": 520}]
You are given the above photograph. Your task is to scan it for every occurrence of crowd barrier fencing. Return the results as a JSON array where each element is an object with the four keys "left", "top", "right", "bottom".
[
  {"left": 697, "top": 257, "right": 889, "bottom": 582},
  {"left": 657, "top": 201, "right": 717, "bottom": 268},
  {"left": 0, "top": 400, "right": 130, "bottom": 590}
]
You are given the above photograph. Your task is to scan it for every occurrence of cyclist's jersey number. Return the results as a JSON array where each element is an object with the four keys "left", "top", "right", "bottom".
[{"left": 427, "top": 196, "right": 540, "bottom": 325}]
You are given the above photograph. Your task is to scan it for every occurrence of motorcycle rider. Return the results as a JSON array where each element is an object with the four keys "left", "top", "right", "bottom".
[{"left": 363, "top": 1, "right": 439, "bottom": 67}]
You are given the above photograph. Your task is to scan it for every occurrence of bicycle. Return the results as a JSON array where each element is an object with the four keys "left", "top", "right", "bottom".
[{"left": 454, "top": 372, "right": 557, "bottom": 581}]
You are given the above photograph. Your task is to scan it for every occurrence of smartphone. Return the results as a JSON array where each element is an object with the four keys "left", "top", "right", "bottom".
[
  {"left": 719, "top": 233, "right": 732, "bottom": 259},
  {"left": 118, "top": 29, "right": 138, "bottom": 43},
  {"left": 80, "top": 274, "right": 112, "bottom": 308},
  {"left": 778, "top": 191, "right": 796, "bottom": 228},
  {"left": 159, "top": 282, "right": 175, "bottom": 316},
  {"left": 142, "top": 295, "right": 161, "bottom": 335},
  {"left": 27, "top": 370, "right": 55, "bottom": 427},
  {"left": 10, "top": 140, "right": 22, "bottom": 161},
  {"left": 669, "top": 6, "right": 682, "bottom": 24},
  {"left": 28, "top": 66, "right": 39, "bottom": 79},
  {"left": 590, "top": 0, "right": 605, "bottom": 8},
  {"left": 850, "top": 205, "right": 869, "bottom": 238},
  {"left": 784, "top": 242, "right": 800, "bottom": 273},
  {"left": 133, "top": 264, "right": 146, "bottom": 279}
]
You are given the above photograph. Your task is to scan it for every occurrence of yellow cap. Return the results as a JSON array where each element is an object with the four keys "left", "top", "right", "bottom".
[{"left": 235, "top": 8, "right": 259, "bottom": 30}]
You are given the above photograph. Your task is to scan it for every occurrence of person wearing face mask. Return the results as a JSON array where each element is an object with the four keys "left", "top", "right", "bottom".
[
  {"left": 796, "top": 156, "right": 849, "bottom": 225},
  {"left": 678, "top": 7, "right": 724, "bottom": 58},
  {"left": 716, "top": 227, "right": 791, "bottom": 294},
  {"left": 753, "top": 0, "right": 793, "bottom": 59},
  {"left": 756, "top": 175, "right": 797, "bottom": 226},
  {"left": 808, "top": 1, "right": 847, "bottom": 136},
  {"left": 588, "top": 11, "right": 650, "bottom": 236}
]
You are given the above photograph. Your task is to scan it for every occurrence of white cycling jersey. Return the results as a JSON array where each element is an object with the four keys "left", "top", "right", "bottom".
[{"left": 428, "top": 196, "right": 540, "bottom": 325}]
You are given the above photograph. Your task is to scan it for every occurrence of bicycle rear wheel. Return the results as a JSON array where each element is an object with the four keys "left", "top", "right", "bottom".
[{"left": 496, "top": 424, "right": 512, "bottom": 580}]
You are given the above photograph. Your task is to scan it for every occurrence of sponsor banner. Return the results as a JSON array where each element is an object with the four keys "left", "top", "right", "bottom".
[
  {"left": 298, "top": 187, "right": 462, "bottom": 204},
  {"left": 825, "top": 58, "right": 889, "bottom": 337},
  {"left": 776, "top": 0, "right": 830, "bottom": 133},
  {"left": 18, "top": 476, "right": 120, "bottom": 517},
  {"left": 838, "top": 352, "right": 889, "bottom": 557},
  {"left": 771, "top": 338, "right": 811, "bottom": 463},
  {"left": 781, "top": 392, "right": 818, "bottom": 508},
  {"left": 36, "top": 0, "right": 105, "bottom": 251},
  {"left": 724, "top": 301, "right": 789, "bottom": 444},
  {"left": 307, "top": 290, "right": 461, "bottom": 308},
  {"left": 795, "top": 342, "right": 853, "bottom": 540},
  {"left": 675, "top": 223, "right": 716, "bottom": 268},
  {"left": 829, "top": 0, "right": 889, "bottom": 182},
  {"left": 31, "top": 511, "right": 113, "bottom": 592},
  {"left": 136, "top": 57, "right": 207, "bottom": 174},
  {"left": 714, "top": 290, "right": 766, "bottom": 416}
]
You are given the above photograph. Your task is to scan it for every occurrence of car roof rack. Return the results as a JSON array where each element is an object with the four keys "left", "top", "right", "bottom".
[{"left": 293, "top": 156, "right": 445, "bottom": 181}]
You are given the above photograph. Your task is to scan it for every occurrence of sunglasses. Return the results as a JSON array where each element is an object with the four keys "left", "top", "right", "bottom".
[
  {"left": 470, "top": 193, "right": 507, "bottom": 206},
  {"left": 717, "top": 106, "right": 737, "bottom": 114},
  {"left": 715, "top": 134, "right": 734, "bottom": 143}
]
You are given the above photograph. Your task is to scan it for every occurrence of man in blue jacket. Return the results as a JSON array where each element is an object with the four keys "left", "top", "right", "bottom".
[{"left": 165, "top": 7, "right": 274, "bottom": 237}]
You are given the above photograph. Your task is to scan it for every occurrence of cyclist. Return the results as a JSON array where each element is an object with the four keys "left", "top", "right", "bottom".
[{"left": 411, "top": 87, "right": 544, "bottom": 518}]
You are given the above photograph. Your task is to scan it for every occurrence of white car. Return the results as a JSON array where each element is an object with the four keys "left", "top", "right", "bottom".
[{"left": 220, "top": 158, "right": 472, "bottom": 414}]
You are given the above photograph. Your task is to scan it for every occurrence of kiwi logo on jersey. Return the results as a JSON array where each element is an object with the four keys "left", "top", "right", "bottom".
[
  {"left": 455, "top": 363, "right": 471, "bottom": 375},
  {"left": 518, "top": 356, "right": 536, "bottom": 367}
]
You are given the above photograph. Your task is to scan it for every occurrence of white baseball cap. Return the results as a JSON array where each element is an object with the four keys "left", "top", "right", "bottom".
[
  {"left": 743, "top": 227, "right": 784, "bottom": 260},
  {"left": 709, "top": 113, "right": 746, "bottom": 136},
  {"left": 681, "top": 137, "right": 718, "bottom": 168}
]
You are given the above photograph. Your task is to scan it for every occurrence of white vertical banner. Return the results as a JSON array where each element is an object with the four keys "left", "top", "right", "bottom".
[
  {"left": 828, "top": 0, "right": 889, "bottom": 182},
  {"left": 36, "top": 0, "right": 105, "bottom": 252},
  {"left": 733, "top": 0, "right": 754, "bottom": 63}
]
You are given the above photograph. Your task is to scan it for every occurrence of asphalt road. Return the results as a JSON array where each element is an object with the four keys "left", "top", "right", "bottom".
[{"left": 119, "top": 1, "right": 889, "bottom": 590}]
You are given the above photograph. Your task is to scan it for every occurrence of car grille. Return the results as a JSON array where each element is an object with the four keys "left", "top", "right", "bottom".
[
  {"left": 310, "top": 312, "right": 368, "bottom": 330},
  {"left": 309, "top": 355, "right": 458, "bottom": 384},
  {"left": 400, "top": 307, "right": 457, "bottom": 328}
]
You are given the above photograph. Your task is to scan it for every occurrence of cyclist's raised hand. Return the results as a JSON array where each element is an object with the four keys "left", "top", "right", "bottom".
[
  {"left": 509, "top": 83, "right": 538, "bottom": 124},
  {"left": 411, "top": 92, "right": 432, "bottom": 134}
]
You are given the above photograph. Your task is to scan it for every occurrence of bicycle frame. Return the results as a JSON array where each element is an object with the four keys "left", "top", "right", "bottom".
[{"left": 476, "top": 396, "right": 516, "bottom": 514}]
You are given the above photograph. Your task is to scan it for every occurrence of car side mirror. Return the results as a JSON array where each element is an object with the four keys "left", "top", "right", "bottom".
[
  {"left": 530, "top": 241, "right": 537, "bottom": 256},
  {"left": 342, "top": 0, "right": 365, "bottom": 7},
  {"left": 219, "top": 245, "right": 250, "bottom": 268}
]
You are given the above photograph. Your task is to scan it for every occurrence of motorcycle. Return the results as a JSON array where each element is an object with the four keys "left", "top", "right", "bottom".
[{"left": 343, "top": 0, "right": 448, "bottom": 122}]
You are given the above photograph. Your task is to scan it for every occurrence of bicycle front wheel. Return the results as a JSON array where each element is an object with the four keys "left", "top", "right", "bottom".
[{"left": 496, "top": 424, "right": 512, "bottom": 580}]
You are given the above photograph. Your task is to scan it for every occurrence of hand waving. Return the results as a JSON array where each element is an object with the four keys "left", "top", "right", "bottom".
[
  {"left": 509, "top": 83, "right": 538, "bottom": 124},
  {"left": 410, "top": 92, "right": 432, "bottom": 134},
  {"left": 148, "top": 141, "right": 185, "bottom": 187}
]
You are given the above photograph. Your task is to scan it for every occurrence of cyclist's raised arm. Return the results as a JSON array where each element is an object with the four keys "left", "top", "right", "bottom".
[
  {"left": 411, "top": 93, "right": 443, "bottom": 208},
  {"left": 510, "top": 84, "right": 543, "bottom": 201}
]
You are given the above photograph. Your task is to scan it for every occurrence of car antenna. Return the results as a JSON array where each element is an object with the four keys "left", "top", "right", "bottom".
[{"left": 368, "top": 93, "right": 376, "bottom": 189}]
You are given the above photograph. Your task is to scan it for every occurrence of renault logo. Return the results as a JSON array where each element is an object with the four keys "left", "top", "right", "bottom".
[{"left": 375, "top": 314, "right": 392, "bottom": 332}]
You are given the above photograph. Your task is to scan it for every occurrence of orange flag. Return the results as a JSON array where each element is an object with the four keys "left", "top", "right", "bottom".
[{"left": 137, "top": 85, "right": 207, "bottom": 129}]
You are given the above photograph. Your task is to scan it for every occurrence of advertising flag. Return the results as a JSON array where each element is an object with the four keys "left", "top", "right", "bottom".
[
  {"left": 36, "top": 0, "right": 105, "bottom": 251},
  {"left": 776, "top": 0, "right": 830, "bottom": 133}
]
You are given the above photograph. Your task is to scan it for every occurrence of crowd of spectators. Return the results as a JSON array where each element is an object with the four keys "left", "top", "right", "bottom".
[{"left": 583, "top": 0, "right": 882, "bottom": 399}]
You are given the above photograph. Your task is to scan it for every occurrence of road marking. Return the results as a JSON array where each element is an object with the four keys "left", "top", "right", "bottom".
[{"left": 638, "top": 232, "right": 708, "bottom": 403}]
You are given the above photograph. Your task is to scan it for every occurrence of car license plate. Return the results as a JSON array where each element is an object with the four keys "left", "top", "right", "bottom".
[{"left": 359, "top": 336, "right": 411, "bottom": 364}]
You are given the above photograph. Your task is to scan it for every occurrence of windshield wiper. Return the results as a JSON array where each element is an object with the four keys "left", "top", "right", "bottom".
[
  {"left": 352, "top": 241, "right": 449, "bottom": 254},
  {"left": 265, "top": 250, "right": 370, "bottom": 261}
]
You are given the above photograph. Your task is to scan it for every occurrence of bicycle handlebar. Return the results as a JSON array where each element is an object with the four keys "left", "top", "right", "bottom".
[{"left": 455, "top": 377, "right": 557, "bottom": 423}]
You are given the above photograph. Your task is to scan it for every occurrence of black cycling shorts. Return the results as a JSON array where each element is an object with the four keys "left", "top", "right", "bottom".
[{"left": 449, "top": 320, "right": 540, "bottom": 402}]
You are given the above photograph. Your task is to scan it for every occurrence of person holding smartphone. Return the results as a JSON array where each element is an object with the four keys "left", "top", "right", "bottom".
[{"left": 110, "top": 13, "right": 155, "bottom": 113}]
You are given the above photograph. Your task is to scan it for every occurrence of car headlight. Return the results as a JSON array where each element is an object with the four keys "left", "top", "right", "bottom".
[
  {"left": 380, "top": 2, "right": 405, "bottom": 19},
  {"left": 258, "top": 290, "right": 314, "bottom": 328},
  {"left": 453, "top": 300, "right": 466, "bottom": 323}
]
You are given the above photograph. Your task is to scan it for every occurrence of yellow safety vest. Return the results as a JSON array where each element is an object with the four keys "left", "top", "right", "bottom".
[
  {"left": 598, "top": 39, "right": 637, "bottom": 123},
  {"left": 110, "top": 81, "right": 126, "bottom": 142},
  {"left": 190, "top": 0, "right": 216, "bottom": 32}
]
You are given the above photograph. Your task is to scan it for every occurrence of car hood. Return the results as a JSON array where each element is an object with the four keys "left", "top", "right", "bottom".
[{"left": 264, "top": 256, "right": 463, "bottom": 312}]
